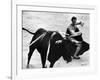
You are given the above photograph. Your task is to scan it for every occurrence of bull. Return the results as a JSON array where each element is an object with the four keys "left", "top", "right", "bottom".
[{"left": 22, "top": 28, "right": 89, "bottom": 68}]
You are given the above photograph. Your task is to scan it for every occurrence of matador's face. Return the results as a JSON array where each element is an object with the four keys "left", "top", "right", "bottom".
[{"left": 72, "top": 19, "right": 77, "bottom": 25}]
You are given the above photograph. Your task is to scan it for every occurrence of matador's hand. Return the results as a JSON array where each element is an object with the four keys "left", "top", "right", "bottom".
[{"left": 80, "top": 21, "right": 84, "bottom": 27}]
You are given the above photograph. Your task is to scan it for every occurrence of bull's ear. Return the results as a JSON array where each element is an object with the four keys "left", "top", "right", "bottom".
[{"left": 55, "top": 40, "right": 63, "bottom": 44}]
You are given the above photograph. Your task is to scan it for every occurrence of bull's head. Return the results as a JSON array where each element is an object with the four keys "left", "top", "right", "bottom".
[{"left": 54, "top": 38, "right": 73, "bottom": 63}]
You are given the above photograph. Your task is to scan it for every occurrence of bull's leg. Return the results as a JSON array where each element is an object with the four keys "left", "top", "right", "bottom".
[
  {"left": 27, "top": 46, "right": 35, "bottom": 68},
  {"left": 40, "top": 53, "right": 47, "bottom": 68},
  {"left": 49, "top": 61, "right": 55, "bottom": 68}
]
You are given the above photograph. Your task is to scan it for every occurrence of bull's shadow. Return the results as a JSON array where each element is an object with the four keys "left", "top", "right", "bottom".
[{"left": 23, "top": 28, "right": 89, "bottom": 68}]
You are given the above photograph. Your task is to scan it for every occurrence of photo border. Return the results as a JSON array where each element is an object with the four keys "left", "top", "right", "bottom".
[{"left": 11, "top": 2, "right": 97, "bottom": 80}]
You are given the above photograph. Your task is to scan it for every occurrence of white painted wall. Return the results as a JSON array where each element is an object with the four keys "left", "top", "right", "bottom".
[{"left": 0, "top": 0, "right": 99, "bottom": 80}]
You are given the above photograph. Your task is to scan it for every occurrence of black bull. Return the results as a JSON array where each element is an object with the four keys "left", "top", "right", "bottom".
[{"left": 22, "top": 28, "right": 89, "bottom": 68}]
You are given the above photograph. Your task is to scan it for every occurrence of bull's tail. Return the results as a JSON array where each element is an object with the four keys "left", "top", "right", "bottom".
[{"left": 22, "top": 27, "right": 35, "bottom": 35}]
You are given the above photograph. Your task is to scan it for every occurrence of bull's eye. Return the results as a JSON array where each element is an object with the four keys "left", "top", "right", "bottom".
[{"left": 55, "top": 40, "right": 62, "bottom": 44}]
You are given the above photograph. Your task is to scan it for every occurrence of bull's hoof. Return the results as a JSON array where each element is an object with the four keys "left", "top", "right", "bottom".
[{"left": 43, "top": 65, "right": 47, "bottom": 68}]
